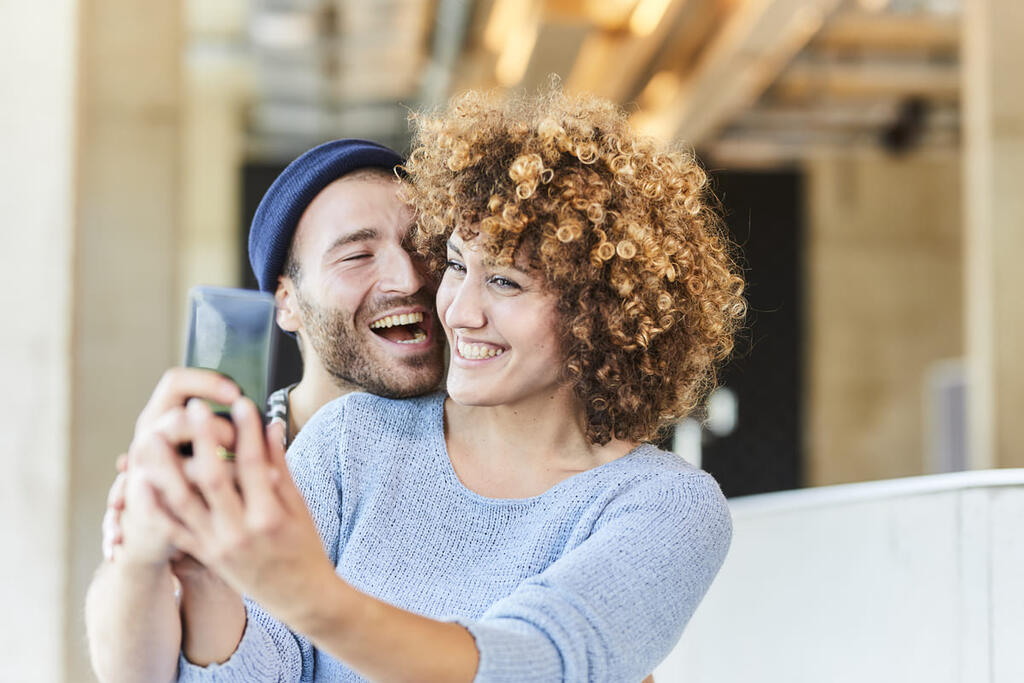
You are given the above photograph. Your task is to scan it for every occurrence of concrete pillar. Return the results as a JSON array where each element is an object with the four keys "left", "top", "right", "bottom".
[
  {"left": 962, "top": 0, "right": 1024, "bottom": 468},
  {"left": 179, "top": 52, "right": 250, "bottom": 318},
  {"left": 0, "top": 2, "right": 79, "bottom": 680},
  {"left": 66, "top": 0, "right": 184, "bottom": 680}
]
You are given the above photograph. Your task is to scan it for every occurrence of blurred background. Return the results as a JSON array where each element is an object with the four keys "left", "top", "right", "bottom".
[{"left": 3, "top": 0, "right": 1022, "bottom": 680}]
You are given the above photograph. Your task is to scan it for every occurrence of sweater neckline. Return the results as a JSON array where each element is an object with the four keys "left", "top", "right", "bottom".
[{"left": 431, "top": 393, "right": 648, "bottom": 505}]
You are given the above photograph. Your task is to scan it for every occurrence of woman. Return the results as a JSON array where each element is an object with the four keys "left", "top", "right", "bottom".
[{"left": 146, "top": 89, "right": 744, "bottom": 682}]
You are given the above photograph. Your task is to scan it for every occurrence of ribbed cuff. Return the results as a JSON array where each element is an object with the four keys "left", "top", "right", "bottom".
[
  {"left": 453, "top": 618, "right": 563, "bottom": 683},
  {"left": 177, "top": 602, "right": 281, "bottom": 683}
]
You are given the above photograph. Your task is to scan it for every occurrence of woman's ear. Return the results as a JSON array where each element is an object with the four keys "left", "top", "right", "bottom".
[{"left": 275, "top": 276, "right": 302, "bottom": 334}]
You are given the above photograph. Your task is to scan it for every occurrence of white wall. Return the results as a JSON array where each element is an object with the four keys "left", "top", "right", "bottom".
[
  {"left": 657, "top": 470, "right": 1024, "bottom": 682},
  {"left": 0, "top": 2, "right": 78, "bottom": 681}
]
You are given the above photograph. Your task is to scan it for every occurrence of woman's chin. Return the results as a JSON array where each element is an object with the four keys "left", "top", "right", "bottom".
[{"left": 446, "top": 386, "right": 503, "bottom": 408}]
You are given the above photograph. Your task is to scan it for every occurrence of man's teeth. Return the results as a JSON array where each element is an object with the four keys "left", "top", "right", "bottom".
[
  {"left": 457, "top": 340, "right": 505, "bottom": 360},
  {"left": 395, "top": 330, "right": 428, "bottom": 345},
  {"left": 370, "top": 312, "right": 425, "bottom": 329}
]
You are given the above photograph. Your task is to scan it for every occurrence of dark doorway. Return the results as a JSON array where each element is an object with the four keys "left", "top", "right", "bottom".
[{"left": 699, "top": 171, "right": 805, "bottom": 497}]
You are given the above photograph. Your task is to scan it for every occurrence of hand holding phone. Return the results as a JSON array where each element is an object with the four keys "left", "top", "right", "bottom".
[{"left": 180, "top": 286, "right": 276, "bottom": 453}]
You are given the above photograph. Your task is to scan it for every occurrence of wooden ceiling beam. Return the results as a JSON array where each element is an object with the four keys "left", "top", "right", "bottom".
[
  {"left": 812, "top": 10, "right": 959, "bottom": 53},
  {"left": 564, "top": 0, "right": 703, "bottom": 102},
  {"left": 773, "top": 60, "right": 960, "bottom": 102},
  {"left": 633, "top": 0, "right": 847, "bottom": 146}
]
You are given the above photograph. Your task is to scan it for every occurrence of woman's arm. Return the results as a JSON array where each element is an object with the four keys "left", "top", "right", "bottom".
[{"left": 159, "top": 399, "right": 727, "bottom": 682}]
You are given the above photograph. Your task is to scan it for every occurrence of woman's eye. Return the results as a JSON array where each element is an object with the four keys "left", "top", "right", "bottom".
[
  {"left": 445, "top": 259, "right": 466, "bottom": 273},
  {"left": 490, "top": 276, "right": 521, "bottom": 290}
]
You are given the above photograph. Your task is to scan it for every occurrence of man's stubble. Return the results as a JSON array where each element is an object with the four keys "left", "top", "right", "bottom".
[{"left": 295, "top": 288, "right": 444, "bottom": 399}]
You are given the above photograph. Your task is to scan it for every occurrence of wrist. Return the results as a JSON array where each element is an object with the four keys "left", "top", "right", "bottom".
[
  {"left": 288, "top": 567, "right": 359, "bottom": 644},
  {"left": 107, "top": 555, "right": 176, "bottom": 591}
]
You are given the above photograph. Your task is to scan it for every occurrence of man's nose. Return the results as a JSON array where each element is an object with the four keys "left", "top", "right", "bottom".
[{"left": 378, "top": 247, "right": 427, "bottom": 295}]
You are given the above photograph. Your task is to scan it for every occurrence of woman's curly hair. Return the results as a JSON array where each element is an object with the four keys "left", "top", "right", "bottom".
[{"left": 402, "top": 88, "right": 746, "bottom": 445}]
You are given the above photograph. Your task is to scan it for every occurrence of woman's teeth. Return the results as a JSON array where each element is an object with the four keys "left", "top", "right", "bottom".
[
  {"left": 370, "top": 312, "right": 424, "bottom": 329},
  {"left": 457, "top": 340, "right": 505, "bottom": 359}
]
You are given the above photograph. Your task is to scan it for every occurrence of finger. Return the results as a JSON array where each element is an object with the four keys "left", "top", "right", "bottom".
[
  {"left": 101, "top": 508, "right": 117, "bottom": 561},
  {"left": 132, "top": 433, "right": 212, "bottom": 538},
  {"left": 231, "top": 397, "right": 279, "bottom": 515},
  {"left": 147, "top": 406, "right": 235, "bottom": 453},
  {"left": 107, "top": 471, "right": 128, "bottom": 511},
  {"left": 264, "top": 418, "right": 307, "bottom": 515},
  {"left": 136, "top": 367, "right": 241, "bottom": 436},
  {"left": 188, "top": 399, "right": 244, "bottom": 524},
  {"left": 140, "top": 481, "right": 202, "bottom": 560}
]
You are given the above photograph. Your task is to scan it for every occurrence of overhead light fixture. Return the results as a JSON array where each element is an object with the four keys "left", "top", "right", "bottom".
[
  {"left": 630, "top": 0, "right": 674, "bottom": 37},
  {"left": 495, "top": 15, "right": 540, "bottom": 86},
  {"left": 488, "top": 0, "right": 542, "bottom": 86},
  {"left": 484, "top": 0, "right": 522, "bottom": 52},
  {"left": 585, "top": 0, "right": 640, "bottom": 30},
  {"left": 857, "top": 0, "right": 889, "bottom": 12}
]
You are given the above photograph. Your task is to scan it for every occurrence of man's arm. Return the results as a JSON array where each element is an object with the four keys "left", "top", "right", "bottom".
[
  {"left": 86, "top": 369, "right": 247, "bottom": 681},
  {"left": 85, "top": 471, "right": 183, "bottom": 683}
]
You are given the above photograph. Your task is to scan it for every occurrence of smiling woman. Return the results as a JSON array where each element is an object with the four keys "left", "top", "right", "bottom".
[{"left": 405, "top": 88, "right": 746, "bottom": 445}]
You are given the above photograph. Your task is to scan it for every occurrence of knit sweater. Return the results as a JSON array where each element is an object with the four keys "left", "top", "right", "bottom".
[{"left": 177, "top": 391, "right": 731, "bottom": 682}]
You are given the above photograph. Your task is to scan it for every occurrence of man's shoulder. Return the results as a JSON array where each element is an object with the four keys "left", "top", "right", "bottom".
[{"left": 338, "top": 390, "right": 444, "bottom": 428}]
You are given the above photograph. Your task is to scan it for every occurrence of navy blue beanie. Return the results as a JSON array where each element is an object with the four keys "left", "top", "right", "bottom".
[{"left": 248, "top": 139, "right": 405, "bottom": 293}]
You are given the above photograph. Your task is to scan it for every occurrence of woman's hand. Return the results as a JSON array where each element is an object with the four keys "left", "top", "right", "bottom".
[{"left": 158, "top": 397, "right": 339, "bottom": 630}]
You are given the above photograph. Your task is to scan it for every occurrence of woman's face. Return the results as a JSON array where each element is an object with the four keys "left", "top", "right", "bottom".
[{"left": 437, "top": 233, "right": 565, "bottom": 408}]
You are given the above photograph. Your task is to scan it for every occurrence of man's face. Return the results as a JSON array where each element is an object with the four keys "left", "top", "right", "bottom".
[{"left": 285, "top": 174, "right": 445, "bottom": 398}]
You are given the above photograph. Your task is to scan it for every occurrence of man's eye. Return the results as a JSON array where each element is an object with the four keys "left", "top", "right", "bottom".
[{"left": 341, "top": 254, "right": 371, "bottom": 262}]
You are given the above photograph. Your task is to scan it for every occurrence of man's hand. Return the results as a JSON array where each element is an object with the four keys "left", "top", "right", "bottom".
[
  {"left": 102, "top": 368, "right": 242, "bottom": 560},
  {"left": 100, "top": 456, "right": 128, "bottom": 562}
]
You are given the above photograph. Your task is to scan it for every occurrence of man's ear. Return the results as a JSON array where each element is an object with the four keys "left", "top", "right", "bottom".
[{"left": 275, "top": 275, "right": 302, "bottom": 334}]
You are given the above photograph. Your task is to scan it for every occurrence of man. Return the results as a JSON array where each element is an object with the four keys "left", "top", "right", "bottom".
[{"left": 86, "top": 139, "right": 447, "bottom": 682}]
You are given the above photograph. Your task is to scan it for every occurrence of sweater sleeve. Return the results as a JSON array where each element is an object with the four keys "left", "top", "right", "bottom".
[
  {"left": 176, "top": 398, "right": 348, "bottom": 683},
  {"left": 459, "top": 470, "right": 732, "bottom": 683}
]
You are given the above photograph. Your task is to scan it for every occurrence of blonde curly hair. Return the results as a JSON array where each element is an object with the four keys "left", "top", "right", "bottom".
[{"left": 402, "top": 89, "right": 746, "bottom": 445}]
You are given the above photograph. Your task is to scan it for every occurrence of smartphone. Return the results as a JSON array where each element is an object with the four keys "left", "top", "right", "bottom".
[{"left": 183, "top": 285, "right": 277, "bottom": 422}]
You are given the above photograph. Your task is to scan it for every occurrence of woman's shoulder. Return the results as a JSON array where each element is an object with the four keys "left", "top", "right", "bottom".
[
  {"left": 596, "top": 445, "right": 731, "bottom": 536},
  {"left": 612, "top": 445, "right": 725, "bottom": 497}
]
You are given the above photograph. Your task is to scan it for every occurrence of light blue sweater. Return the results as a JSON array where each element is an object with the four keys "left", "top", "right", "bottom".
[{"left": 178, "top": 392, "right": 731, "bottom": 682}]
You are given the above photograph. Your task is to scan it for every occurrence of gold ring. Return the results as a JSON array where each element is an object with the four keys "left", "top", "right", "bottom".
[{"left": 215, "top": 446, "right": 236, "bottom": 462}]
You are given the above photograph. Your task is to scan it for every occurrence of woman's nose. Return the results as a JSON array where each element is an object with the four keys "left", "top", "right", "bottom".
[{"left": 444, "top": 277, "right": 487, "bottom": 331}]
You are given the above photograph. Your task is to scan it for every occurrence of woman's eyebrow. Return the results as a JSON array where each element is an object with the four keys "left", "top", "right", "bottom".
[{"left": 447, "top": 239, "right": 530, "bottom": 275}]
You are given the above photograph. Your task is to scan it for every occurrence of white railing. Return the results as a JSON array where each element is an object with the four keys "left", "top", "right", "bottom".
[{"left": 656, "top": 469, "right": 1024, "bottom": 682}]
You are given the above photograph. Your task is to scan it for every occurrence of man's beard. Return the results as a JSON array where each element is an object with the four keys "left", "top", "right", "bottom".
[{"left": 295, "top": 289, "right": 444, "bottom": 399}]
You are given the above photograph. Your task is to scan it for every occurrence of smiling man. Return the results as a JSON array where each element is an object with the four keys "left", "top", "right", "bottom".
[
  {"left": 86, "top": 140, "right": 448, "bottom": 683},
  {"left": 252, "top": 139, "right": 446, "bottom": 444}
]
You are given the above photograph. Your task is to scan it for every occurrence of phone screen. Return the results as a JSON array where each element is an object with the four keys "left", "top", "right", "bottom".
[{"left": 183, "top": 286, "right": 277, "bottom": 413}]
